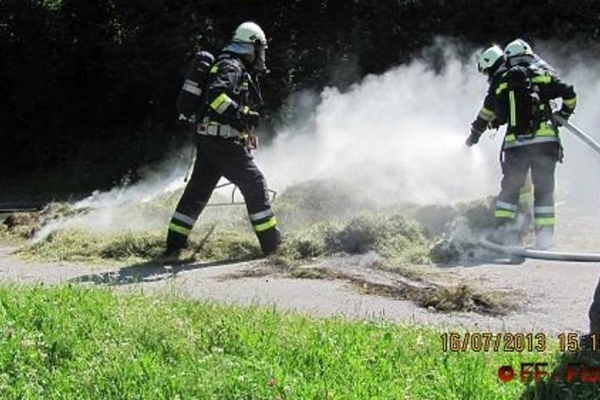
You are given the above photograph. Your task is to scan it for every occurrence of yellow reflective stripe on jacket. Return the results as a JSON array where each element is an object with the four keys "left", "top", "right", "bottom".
[
  {"left": 509, "top": 91, "right": 517, "bottom": 127},
  {"left": 169, "top": 222, "right": 191, "bottom": 236},
  {"left": 531, "top": 75, "right": 552, "bottom": 84},
  {"left": 496, "top": 73, "right": 551, "bottom": 96},
  {"left": 496, "top": 82, "right": 508, "bottom": 95},
  {"left": 504, "top": 121, "right": 558, "bottom": 147},
  {"left": 563, "top": 97, "right": 577, "bottom": 108},
  {"left": 535, "top": 217, "right": 556, "bottom": 226},
  {"left": 253, "top": 217, "right": 277, "bottom": 232},
  {"left": 504, "top": 134, "right": 559, "bottom": 148},
  {"left": 495, "top": 210, "right": 516, "bottom": 218},
  {"left": 536, "top": 124, "right": 557, "bottom": 137},
  {"left": 478, "top": 107, "right": 495, "bottom": 121},
  {"left": 210, "top": 65, "right": 219, "bottom": 73},
  {"left": 210, "top": 93, "right": 233, "bottom": 114}
]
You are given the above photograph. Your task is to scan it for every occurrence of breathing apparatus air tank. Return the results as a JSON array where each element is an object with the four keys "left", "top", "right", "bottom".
[{"left": 175, "top": 50, "right": 215, "bottom": 121}]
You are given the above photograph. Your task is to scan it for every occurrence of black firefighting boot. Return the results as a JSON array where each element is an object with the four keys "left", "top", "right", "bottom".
[
  {"left": 257, "top": 227, "right": 282, "bottom": 256},
  {"left": 534, "top": 225, "right": 555, "bottom": 250},
  {"left": 165, "top": 231, "right": 187, "bottom": 256},
  {"left": 489, "top": 224, "right": 520, "bottom": 246}
]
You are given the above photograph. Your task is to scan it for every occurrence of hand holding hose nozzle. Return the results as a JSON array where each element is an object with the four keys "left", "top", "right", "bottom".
[
  {"left": 238, "top": 106, "right": 261, "bottom": 131},
  {"left": 465, "top": 127, "right": 483, "bottom": 147},
  {"left": 552, "top": 109, "right": 572, "bottom": 127}
]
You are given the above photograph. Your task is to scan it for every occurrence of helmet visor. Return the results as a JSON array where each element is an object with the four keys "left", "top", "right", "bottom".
[{"left": 254, "top": 43, "right": 267, "bottom": 73}]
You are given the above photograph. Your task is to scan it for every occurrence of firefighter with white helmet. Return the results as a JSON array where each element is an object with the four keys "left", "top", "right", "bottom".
[
  {"left": 476, "top": 44, "right": 504, "bottom": 79},
  {"left": 166, "top": 22, "right": 281, "bottom": 256},
  {"left": 504, "top": 38, "right": 555, "bottom": 73},
  {"left": 466, "top": 44, "right": 505, "bottom": 147},
  {"left": 466, "top": 40, "right": 577, "bottom": 249},
  {"left": 472, "top": 45, "right": 534, "bottom": 238}
]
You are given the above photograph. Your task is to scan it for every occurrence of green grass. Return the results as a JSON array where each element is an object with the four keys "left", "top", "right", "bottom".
[{"left": 0, "top": 284, "right": 577, "bottom": 399}]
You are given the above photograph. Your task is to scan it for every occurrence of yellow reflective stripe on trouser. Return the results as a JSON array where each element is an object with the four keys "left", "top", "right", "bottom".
[
  {"left": 249, "top": 208, "right": 274, "bottom": 222},
  {"left": 254, "top": 217, "right": 277, "bottom": 232},
  {"left": 496, "top": 200, "right": 518, "bottom": 211},
  {"left": 173, "top": 211, "right": 196, "bottom": 226},
  {"left": 535, "top": 217, "right": 556, "bottom": 226},
  {"left": 495, "top": 210, "right": 516, "bottom": 218},
  {"left": 534, "top": 206, "right": 555, "bottom": 214},
  {"left": 169, "top": 222, "right": 191, "bottom": 236}
]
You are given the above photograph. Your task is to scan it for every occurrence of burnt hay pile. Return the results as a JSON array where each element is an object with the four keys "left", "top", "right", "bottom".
[{"left": 1, "top": 179, "right": 495, "bottom": 263}]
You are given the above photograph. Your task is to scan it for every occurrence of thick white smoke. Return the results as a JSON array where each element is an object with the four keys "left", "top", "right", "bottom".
[
  {"left": 34, "top": 38, "right": 600, "bottom": 240},
  {"left": 33, "top": 154, "right": 191, "bottom": 241},
  {"left": 259, "top": 40, "right": 600, "bottom": 215},
  {"left": 260, "top": 47, "right": 498, "bottom": 205}
]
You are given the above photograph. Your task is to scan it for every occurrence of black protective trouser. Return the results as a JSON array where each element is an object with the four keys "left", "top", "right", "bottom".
[
  {"left": 494, "top": 143, "right": 559, "bottom": 239},
  {"left": 166, "top": 134, "right": 280, "bottom": 255}
]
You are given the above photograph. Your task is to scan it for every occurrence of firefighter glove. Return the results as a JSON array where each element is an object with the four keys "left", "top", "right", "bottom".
[
  {"left": 553, "top": 108, "right": 572, "bottom": 127},
  {"left": 465, "top": 127, "right": 482, "bottom": 147},
  {"left": 240, "top": 107, "right": 261, "bottom": 131}
]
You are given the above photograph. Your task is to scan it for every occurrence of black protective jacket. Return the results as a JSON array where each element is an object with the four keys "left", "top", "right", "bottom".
[
  {"left": 203, "top": 53, "right": 254, "bottom": 132},
  {"left": 471, "top": 62, "right": 577, "bottom": 138}
]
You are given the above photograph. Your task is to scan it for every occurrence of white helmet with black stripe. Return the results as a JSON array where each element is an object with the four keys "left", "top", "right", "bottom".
[
  {"left": 231, "top": 22, "right": 268, "bottom": 73},
  {"left": 504, "top": 38, "right": 533, "bottom": 59},
  {"left": 477, "top": 45, "right": 503, "bottom": 75},
  {"left": 233, "top": 22, "right": 267, "bottom": 46}
]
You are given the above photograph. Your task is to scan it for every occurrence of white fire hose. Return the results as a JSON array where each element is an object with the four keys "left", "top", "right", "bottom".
[{"left": 554, "top": 115, "right": 600, "bottom": 156}]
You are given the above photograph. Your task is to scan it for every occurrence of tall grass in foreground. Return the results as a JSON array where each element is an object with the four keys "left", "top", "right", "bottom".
[{"left": 0, "top": 284, "right": 575, "bottom": 399}]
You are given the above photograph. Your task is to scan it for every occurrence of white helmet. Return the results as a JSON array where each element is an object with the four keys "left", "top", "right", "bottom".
[
  {"left": 477, "top": 45, "right": 503, "bottom": 74},
  {"left": 232, "top": 22, "right": 267, "bottom": 46},
  {"left": 504, "top": 38, "right": 533, "bottom": 59}
]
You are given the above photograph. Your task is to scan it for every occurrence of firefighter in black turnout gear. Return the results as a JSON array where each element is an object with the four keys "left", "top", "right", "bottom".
[
  {"left": 166, "top": 22, "right": 281, "bottom": 256},
  {"left": 467, "top": 44, "right": 534, "bottom": 239},
  {"left": 466, "top": 39, "right": 577, "bottom": 249}
]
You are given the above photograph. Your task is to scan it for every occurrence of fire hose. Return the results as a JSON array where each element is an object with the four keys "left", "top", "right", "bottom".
[
  {"left": 480, "top": 116, "right": 600, "bottom": 262},
  {"left": 479, "top": 235, "right": 600, "bottom": 262}
]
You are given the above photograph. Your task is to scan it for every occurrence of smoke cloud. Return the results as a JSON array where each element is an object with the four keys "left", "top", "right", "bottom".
[
  {"left": 259, "top": 39, "right": 600, "bottom": 214},
  {"left": 34, "top": 38, "right": 600, "bottom": 239}
]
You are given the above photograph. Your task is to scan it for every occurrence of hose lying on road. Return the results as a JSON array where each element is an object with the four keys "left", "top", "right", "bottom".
[{"left": 479, "top": 236, "right": 600, "bottom": 262}]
